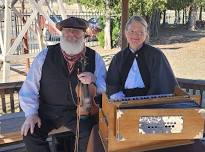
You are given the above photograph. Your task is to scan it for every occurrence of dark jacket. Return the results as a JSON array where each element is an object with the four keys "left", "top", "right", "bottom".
[{"left": 106, "top": 43, "right": 178, "bottom": 97}]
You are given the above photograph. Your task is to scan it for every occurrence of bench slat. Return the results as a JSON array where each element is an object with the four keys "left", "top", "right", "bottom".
[
  {"left": 1, "top": 91, "right": 6, "bottom": 113},
  {"left": 0, "top": 82, "right": 23, "bottom": 114},
  {"left": 9, "top": 89, "right": 15, "bottom": 113}
]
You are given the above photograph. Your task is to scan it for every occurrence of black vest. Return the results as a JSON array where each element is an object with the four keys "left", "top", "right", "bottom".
[{"left": 39, "top": 44, "right": 95, "bottom": 111}]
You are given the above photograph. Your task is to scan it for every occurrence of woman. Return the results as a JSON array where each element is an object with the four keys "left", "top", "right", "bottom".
[{"left": 106, "top": 15, "right": 178, "bottom": 100}]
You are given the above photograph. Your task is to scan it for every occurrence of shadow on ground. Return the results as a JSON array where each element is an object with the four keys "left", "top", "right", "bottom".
[{"left": 150, "top": 24, "right": 205, "bottom": 45}]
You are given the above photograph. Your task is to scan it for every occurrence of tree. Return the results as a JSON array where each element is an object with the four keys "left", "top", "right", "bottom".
[
  {"left": 129, "top": 0, "right": 166, "bottom": 38},
  {"left": 78, "top": 0, "right": 120, "bottom": 49},
  {"left": 198, "top": 0, "right": 205, "bottom": 20},
  {"left": 104, "top": 0, "right": 111, "bottom": 50},
  {"left": 166, "top": 0, "right": 205, "bottom": 30},
  {"left": 166, "top": 0, "right": 192, "bottom": 24},
  {"left": 187, "top": 0, "right": 198, "bottom": 30}
]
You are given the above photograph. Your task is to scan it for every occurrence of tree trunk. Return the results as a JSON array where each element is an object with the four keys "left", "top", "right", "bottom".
[
  {"left": 187, "top": 3, "right": 197, "bottom": 31},
  {"left": 76, "top": 0, "right": 82, "bottom": 12},
  {"left": 177, "top": 10, "right": 180, "bottom": 24},
  {"left": 183, "top": 8, "right": 185, "bottom": 24},
  {"left": 185, "top": 7, "right": 188, "bottom": 23},
  {"left": 120, "top": 0, "right": 129, "bottom": 49},
  {"left": 174, "top": 10, "right": 177, "bottom": 24},
  {"left": 162, "top": 10, "right": 166, "bottom": 26},
  {"left": 199, "top": 5, "right": 202, "bottom": 21},
  {"left": 150, "top": 9, "right": 161, "bottom": 38},
  {"left": 104, "top": 0, "right": 111, "bottom": 50},
  {"left": 141, "top": 1, "right": 145, "bottom": 17}
]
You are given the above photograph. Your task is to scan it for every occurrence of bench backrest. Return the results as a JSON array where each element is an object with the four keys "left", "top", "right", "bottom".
[
  {"left": 0, "top": 81, "right": 23, "bottom": 114},
  {"left": 0, "top": 79, "right": 205, "bottom": 114},
  {"left": 177, "top": 78, "right": 205, "bottom": 107}
]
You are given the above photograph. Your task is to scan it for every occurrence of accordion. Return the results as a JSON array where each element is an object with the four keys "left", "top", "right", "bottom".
[{"left": 99, "top": 88, "right": 205, "bottom": 152}]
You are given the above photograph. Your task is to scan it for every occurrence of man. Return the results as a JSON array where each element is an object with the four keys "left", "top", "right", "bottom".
[
  {"left": 106, "top": 15, "right": 178, "bottom": 99},
  {"left": 19, "top": 17, "right": 106, "bottom": 152}
]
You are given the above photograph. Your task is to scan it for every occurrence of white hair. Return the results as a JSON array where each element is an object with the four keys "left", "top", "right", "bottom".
[{"left": 60, "top": 36, "right": 85, "bottom": 55}]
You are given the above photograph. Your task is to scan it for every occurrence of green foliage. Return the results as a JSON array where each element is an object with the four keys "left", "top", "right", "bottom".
[
  {"left": 79, "top": 0, "right": 105, "bottom": 11},
  {"left": 111, "top": 17, "right": 120, "bottom": 47},
  {"left": 96, "top": 16, "right": 105, "bottom": 48},
  {"left": 95, "top": 15, "right": 120, "bottom": 48},
  {"left": 96, "top": 16, "right": 121, "bottom": 48},
  {"left": 129, "top": 0, "right": 166, "bottom": 18},
  {"left": 165, "top": 0, "right": 205, "bottom": 11},
  {"left": 98, "top": 16, "right": 105, "bottom": 29},
  {"left": 78, "top": 0, "right": 120, "bottom": 12},
  {"left": 166, "top": 0, "right": 192, "bottom": 10},
  {"left": 64, "top": 0, "right": 205, "bottom": 44},
  {"left": 197, "top": 0, "right": 205, "bottom": 6},
  {"left": 97, "top": 31, "right": 105, "bottom": 47}
]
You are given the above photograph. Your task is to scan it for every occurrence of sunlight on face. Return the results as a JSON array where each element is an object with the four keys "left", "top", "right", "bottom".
[
  {"left": 62, "top": 28, "right": 85, "bottom": 43},
  {"left": 60, "top": 28, "right": 85, "bottom": 55},
  {"left": 125, "top": 21, "right": 147, "bottom": 50}
]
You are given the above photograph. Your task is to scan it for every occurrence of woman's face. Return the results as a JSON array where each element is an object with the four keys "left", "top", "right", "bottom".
[{"left": 125, "top": 21, "right": 147, "bottom": 50}]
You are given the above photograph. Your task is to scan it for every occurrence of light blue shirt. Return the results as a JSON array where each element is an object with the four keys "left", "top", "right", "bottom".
[{"left": 19, "top": 48, "right": 107, "bottom": 117}]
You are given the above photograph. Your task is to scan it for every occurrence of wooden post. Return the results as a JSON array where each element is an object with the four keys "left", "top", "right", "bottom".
[
  {"left": 29, "top": 0, "right": 61, "bottom": 35},
  {"left": 22, "top": 0, "right": 30, "bottom": 73},
  {"left": 121, "top": 0, "right": 129, "bottom": 50},
  {"left": 3, "top": 0, "right": 11, "bottom": 82},
  {"left": 0, "top": 24, "right": 4, "bottom": 51},
  {"left": 57, "top": 0, "right": 67, "bottom": 20},
  {"left": 37, "top": 14, "right": 45, "bottom": 51},
  {"left": 6, "top": 0, "right": 45, "bottom": 56}
]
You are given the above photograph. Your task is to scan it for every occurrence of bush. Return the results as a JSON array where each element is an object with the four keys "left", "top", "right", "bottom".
[
  {"left": 96, "top": 16, "right": 121, "bottom": 48},
  {"left": 97, "top": 31, "right": 105, "bottom": 48},
  {"left": 96, "top": 16, "right": 105, "bottom": 48},
  {"left": 111, "top": 17, "right": 121, "bottom": 47}
]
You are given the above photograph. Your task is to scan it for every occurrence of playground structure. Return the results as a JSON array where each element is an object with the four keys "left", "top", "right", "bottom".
[{"left": 0, "top": 0, "right": 102, "bottom": 82}]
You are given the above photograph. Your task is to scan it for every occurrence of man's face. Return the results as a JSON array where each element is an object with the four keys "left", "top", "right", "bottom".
[
  {"left": 62, "top": 28, "right": 85, "bottom": 43},
  {"left": 60, "top": 28, "right": 85, "bottom": 55}
]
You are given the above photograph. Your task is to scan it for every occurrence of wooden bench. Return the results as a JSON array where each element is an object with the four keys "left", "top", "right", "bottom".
[
  {"left": 0, "top": 112, "right": 71, "bottom": 145},
  {"left": 0, "top": 81, "right": 23, "bottom": 114},
  {"left": 177, "top": 78, "right": 205, "bottom": 107},
  {"left": 0, "top": 79, "right": 205, "bottom": 151},
  {"left": 0, "top": 82, "right": 71, "bottom": 151}
]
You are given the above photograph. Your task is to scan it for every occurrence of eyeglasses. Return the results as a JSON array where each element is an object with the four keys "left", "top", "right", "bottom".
[{"left": 127, "top": 30, "right": 146, "bottom": 36}]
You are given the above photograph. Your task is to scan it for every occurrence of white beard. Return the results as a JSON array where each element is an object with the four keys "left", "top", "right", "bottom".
[{"left": 60, "top": 37, "right": 84, "bottom": 55}]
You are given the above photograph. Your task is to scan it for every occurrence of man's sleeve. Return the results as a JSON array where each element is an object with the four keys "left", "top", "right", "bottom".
[
  {"left": 94, "top": 52, "right": 107, "bottom": 94},
  {"left": 19, "top": 48, "right": 48, "bottom": 117}
]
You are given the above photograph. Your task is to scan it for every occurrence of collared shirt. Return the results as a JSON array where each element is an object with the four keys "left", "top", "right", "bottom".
[{"left": 19, "top": 48, "right": 107, "bottom": 117}]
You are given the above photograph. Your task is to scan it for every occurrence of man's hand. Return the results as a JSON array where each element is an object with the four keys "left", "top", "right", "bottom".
[
  {"left": 21, "top": 114, "right": 41, "bottom": 136},
  {"left": 77, "top": 72, "right": 96, "bottom": 85}
]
